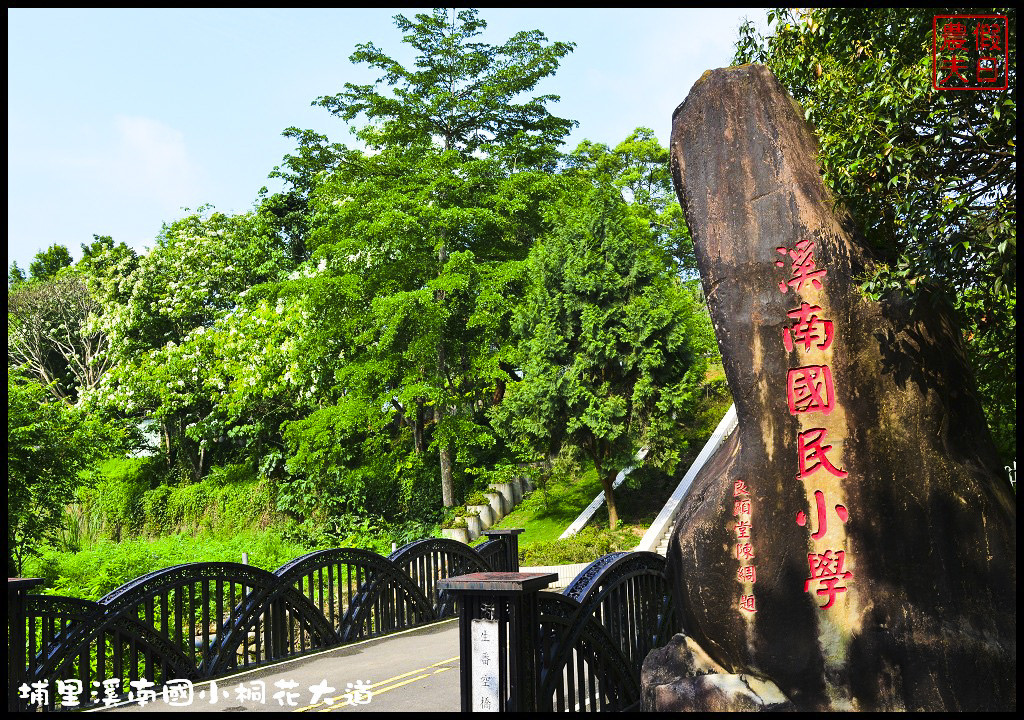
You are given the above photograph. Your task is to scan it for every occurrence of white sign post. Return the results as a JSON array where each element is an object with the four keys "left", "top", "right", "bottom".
[{"left": 471, "top": 618, "right": 500, "bottom": 712}]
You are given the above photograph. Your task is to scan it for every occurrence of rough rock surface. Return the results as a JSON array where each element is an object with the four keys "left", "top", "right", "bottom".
[
  {"left": 642, "top": 633, "right": 795, "bottom": 711},
  {"left": 651, "top": 64, "right": 1015, "bottom": 712}
]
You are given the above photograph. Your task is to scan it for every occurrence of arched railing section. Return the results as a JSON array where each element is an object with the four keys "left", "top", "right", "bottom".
[
  {"left": 12, "top": 533, "right": 514, "bottom": 712},
  {"left": 388, "top": 538, "right": 495, "bottom": 618},
  {"left": 537, "top": 551, "right": 679, "bottom": 712}
]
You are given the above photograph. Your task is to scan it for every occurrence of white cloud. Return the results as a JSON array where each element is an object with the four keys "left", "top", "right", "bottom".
[
  {"left": 105, "top": 115, "right": 202, "bottom": 207},
  {"left": 6, "top": 114, "right": 208, "bottom": 268}
]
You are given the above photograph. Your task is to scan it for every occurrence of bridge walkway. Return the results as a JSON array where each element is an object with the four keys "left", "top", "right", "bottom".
[{"left": 99, "top": 619, "right": 460, "bottom": 713}]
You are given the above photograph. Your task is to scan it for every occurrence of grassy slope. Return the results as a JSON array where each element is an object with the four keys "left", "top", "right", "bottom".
[
  {"left": 486, "top": 382, "right": 732, "bottom": 565},
  {"left": 30, "top": 530, "right": 313, "bottom": 601},
  {"left": 488, "top": 467, "right": 604, "bottom": 545}
]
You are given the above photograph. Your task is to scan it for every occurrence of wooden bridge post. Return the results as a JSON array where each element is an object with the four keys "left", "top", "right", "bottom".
[
  {"left": 438, "top": 572, "right": 557, "bottom": 712},
  {"left": 8, "top": 578, "right": 43, "bottom": 712}
]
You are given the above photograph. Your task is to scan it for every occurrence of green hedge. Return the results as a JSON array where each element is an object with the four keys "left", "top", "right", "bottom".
[
  {"left": 28, "top": 530, "right": 310, "bottom": 601},
  {"left": 518, "top": 526, "right": 638, "bottom": 566}
]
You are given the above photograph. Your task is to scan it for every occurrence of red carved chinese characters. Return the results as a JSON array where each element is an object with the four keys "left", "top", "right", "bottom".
[
  {"left": 804, "top": 550, "right": 853, "bottom": 609},
  {"left": 735, "top": 518, "right": 752, "bottom": 539},
  {"left": 782, "top": 302, "right": 834, "bottom": 352},
  {"left": 732, "top": 479, "right": 756, "bottom": 613},
  {"left": 796, "top": 493, "right": 854, "bottom": 608},
  {"left": 795, "top": 489, "right": 849, "bottom": 540},
  {"left": 797, "top": 428, "right": 848, "bottom": 480},
  {"left": 776, "top": 237, "right": 854, "bottom": 610},
  {"left": 776, "top": 240, "right": 827, "bottom": 293},
  {"left": 787, "top": 365, "right": 836, "bottom": 415}
]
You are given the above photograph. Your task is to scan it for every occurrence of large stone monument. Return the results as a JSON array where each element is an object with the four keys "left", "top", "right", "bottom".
[{"left": 643, "top": 65, "right": 1016, "bottom": 711}]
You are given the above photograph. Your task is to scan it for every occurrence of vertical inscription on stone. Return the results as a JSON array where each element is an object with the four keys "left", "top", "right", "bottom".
[
  {"left": 732, "top": 479, "right": 757, "bottom": 613},
  {"left": 775, "top": 238, "right": 854, "bottom": 608},
  {"left": 471, "top": 618, "right": 500, "bottom": 712},
  {"left": 653, "top": 63, "right": 1017, "bottom": 712}
]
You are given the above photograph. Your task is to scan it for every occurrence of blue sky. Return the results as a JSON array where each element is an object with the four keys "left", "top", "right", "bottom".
[{"left": 7, "top": 8, "right": 770, "bottom": 272}]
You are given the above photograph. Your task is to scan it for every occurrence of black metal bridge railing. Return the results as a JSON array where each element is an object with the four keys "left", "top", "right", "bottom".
[
  {"left": 440, "top": 550, "right": 680, "bottom": 712},
  {"left": 7, "top": 529, "right": 522, "bottom": 712}
]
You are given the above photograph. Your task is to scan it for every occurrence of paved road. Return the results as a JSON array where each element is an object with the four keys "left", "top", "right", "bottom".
[{"left": 98, "top": 619, "right": 461, "bottom": 713}]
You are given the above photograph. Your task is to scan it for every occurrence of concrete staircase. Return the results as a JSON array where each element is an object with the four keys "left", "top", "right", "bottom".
[{"left": 653, "top": 522, "right": 675, "bottom": 557}]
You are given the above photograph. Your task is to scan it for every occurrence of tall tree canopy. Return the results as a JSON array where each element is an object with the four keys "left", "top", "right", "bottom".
[
  {"left": 493, "top": 187, "right": 714, "bottom": 529},
  {"left": 279, "top": 9, "right": 578, "bottom": 507},
  {"left": 735, "top": 8, "right": 1016, "bottom": 461},
  {"left": 566, "top": 128, "right": 694, "bottom": 270},
  {"left": 28, "top": 244, "right": 74, "bottom": 282},
  {"left": 316, "top": 8, "right": 575, "bottom": 162}
]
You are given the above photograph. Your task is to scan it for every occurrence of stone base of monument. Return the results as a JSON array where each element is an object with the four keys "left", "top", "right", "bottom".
[{"left": 642, "top": 633, "right": 794, "bottom": 712}]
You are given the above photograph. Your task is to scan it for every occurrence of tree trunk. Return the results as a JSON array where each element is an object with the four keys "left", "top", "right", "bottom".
[
  {"left": 162, "top": 420, "right": 176, "bottom": 469},
  {"left": 594, "top": 454, "right": 619, "bottom": 530},
  {"left": 185, "top": 442, "right": 202, "bottom": 483},
  {"left": 414, "top": 401, "right": 425, "bottom": 454},
  {"left": 601, "top": 468, "right": 619, "bottom": 531},
  {"left": 436, "top": 239, "right": 456, "bottom": 507},
  {"left": 436, "top": 405, "right": 455, "bottom": 506}
]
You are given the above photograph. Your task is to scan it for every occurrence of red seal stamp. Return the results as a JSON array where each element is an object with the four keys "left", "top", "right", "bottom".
[{"left": 933, "top": 15, "right": 1009, "bottom": 90}]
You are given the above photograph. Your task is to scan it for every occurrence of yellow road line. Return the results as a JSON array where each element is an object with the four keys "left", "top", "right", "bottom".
[
  {"left": 318, "top": 673, "right": 429, "bottom": 712},
  {"left": 296, "top": 656, "right": 460, "bottom": 712}
]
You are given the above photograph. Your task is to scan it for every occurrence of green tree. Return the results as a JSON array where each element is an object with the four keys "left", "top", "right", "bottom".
[
  {"left": 317, "top": 9, "right": 575, "bottom": 162},
  {"left": 88, "top": 208, "right": 296, "bottom": 479},
  {"left": 28, "top": 243, "right": 74, "bottom": 281},
  {"left": 263, "top": 128, "right": 350, "bottom": 265},
  {"left": 8, "top": 272, "right": 110, "bottom": 402},
  {"left": 8, "top": 238, "right": 136, "bottom": 403},
  {"left": 9, "top": 261, "right": 27, "bottom": 287},
  {"left": 734, "top": 8, "right": 1016, "bottom": 461},
  {"left": 286, "top": 9, "right": 577, "bottom": 507},
  {"left": 566, "top": 128, "right": 695, "bottom": 270},
  {"left": 8, "top": 368, "right": 118, "bottom": 575},
  {"left": 76, "top": 235, "right": 141, "bottom": 309},
  {"left": 493, "top": 188, "right": 713, "bottom": 529}
]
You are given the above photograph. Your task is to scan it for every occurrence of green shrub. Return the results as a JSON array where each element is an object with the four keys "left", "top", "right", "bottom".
[
  {"left": 141, "top": 485, "right": 173, "bottom": 536},
  {"left": 165, "top": 482, "right": 207, "bottom": 532},
  {"left": 77, "top": 457, "right": 155, "bottom": 541},
  {"left": 518, "top": 526, "right": 637, "bottom": 565},
  {"left": 390, "top": 520, "right": 438, "bottom": 549},
  {"left": 219, "top": 478, "right": 274, "bottom": 531},
  {"left": 466, "top": 491, "right": 490, "bottom": 506},
  {"left": 205, "top": 461, "right": 256, "bottom": 486},
  {"left": 443, "top": 516, "right": 468, "bottom": 529},
  {"left": 27, "top": 530, "right": 313, "bottom": 601},
  {"left": 54, "top": 509, "right": 83, "bottom": 553}
]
